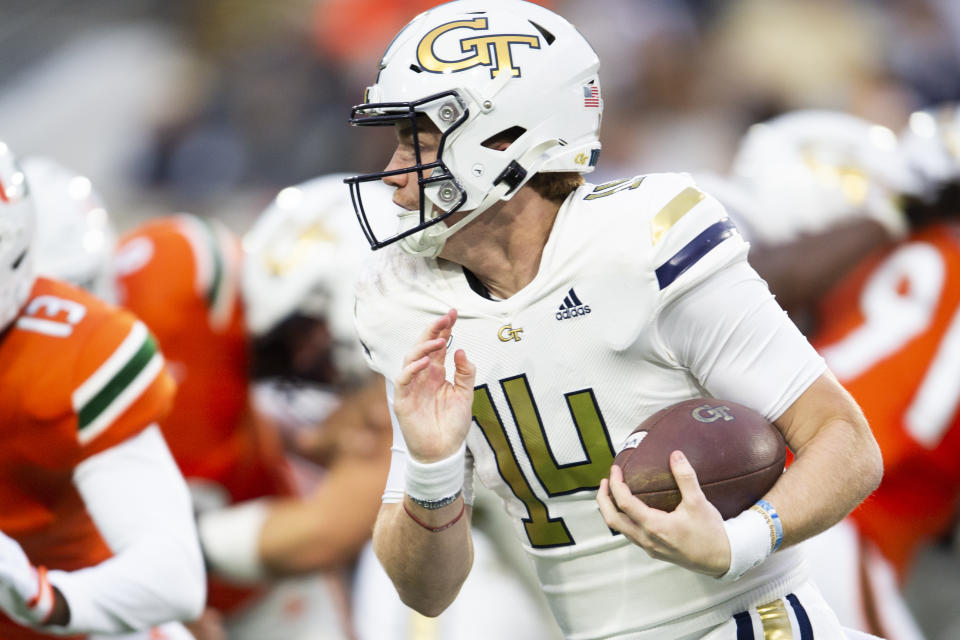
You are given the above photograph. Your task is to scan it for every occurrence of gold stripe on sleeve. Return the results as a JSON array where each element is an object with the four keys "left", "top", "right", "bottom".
[
  {"left": 650, "top": 187, "right": 705, "bottom": 246},
  {"left": 757, "top": 598, "right": 794, "bottom": 639}
]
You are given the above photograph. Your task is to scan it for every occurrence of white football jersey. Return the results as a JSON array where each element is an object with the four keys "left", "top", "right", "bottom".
[{"left": 355, "top": 173, "right": 826, "bottom": 639}]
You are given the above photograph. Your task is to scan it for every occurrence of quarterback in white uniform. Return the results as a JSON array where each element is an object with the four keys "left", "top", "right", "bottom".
[{"left": 345, "top": 1, "right": 883, "bottom": 638}]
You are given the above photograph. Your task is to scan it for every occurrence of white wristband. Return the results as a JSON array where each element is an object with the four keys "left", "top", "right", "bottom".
[
  {"left": 197, "top": 499, "right": 271, "bottom": 584},
  {"left": 405, "top": 443, "right": 466, "bottom": 506},
  {"left": 717, "top": 506, "right": 774, "bottom": 583}
]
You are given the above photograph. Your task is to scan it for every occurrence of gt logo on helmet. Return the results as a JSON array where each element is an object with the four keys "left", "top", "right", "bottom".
[{"left": 417, "top": 18, "right": 540, "bottom": 79}]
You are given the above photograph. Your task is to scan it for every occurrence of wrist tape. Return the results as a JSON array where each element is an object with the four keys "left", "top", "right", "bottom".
[
  {"left": 197, "top": 499, "right": 270, "bottom": 584},
  {"left": 405, "top": 443, "right": 466, "bottom": 509},
  {"left": 718, "top": 499, "right": 783, "bottom": 583}
]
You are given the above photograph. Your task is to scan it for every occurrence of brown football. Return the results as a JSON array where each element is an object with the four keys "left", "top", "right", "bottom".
[{"left": 612, "top": 399, "right": 786, "bottom": 519}]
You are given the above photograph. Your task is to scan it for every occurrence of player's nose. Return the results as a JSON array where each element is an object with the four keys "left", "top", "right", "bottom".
[{"left": 382, "top": 150, "right": 407, "bottom": 189}]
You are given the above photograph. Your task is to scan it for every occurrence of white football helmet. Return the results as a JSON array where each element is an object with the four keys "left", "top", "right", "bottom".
[
  {"left": 731, "top": 110, "right": 920, "bottom": 244},
  {"left": 23, "top": 156, "right": 117, "bottom": 303},
  {"left": 243, "top": 174, "right": 395, "bottom": 385},
  {"left": 0, "top": 142, "right": 35, "bottom": 332},
  {"left": 345, "top": 0, "right": 603, "bottom": 257},
  {"left": 900, "top": 103, "right": 960, "bottom": 197},
  {"left": 690, "top": 170, "right": 764, "bottom": 242}
]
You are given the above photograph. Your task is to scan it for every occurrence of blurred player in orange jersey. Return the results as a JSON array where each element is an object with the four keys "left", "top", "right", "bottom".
[
  {"left": 804, "top": 103, "right": 960, "bottom": 640},
  {"left": 0, "top": 148, "right": 206, "bottom": 639},
  {"left": 112, "top": 175, "right": 394, "bottom": 640}
]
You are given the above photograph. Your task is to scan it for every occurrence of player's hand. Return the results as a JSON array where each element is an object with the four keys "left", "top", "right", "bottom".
[
  {"left": 597, "top": 451, "right": 731, "bottom": 577},
  {"left": 293, "top": 375, "right": 392, "bottom": 466},
  {"left": 0, "top": 530, "right": 55, "bottom": 627},
  {"left": 394, "top": 309, "right": 476, "bottom": 462}
]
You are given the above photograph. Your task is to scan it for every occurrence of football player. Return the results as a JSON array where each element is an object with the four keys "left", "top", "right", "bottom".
[
  {"left": 112, "top": 175, "right": 395, "bottom": 640},
  {"left": 712, "top": 110, "right": 921, "bottom": 334},
  {"left": 345, "top": 1, "right": 883, "bottom": 638},
  {"left": 803, "top": 102, "right": 960, "bottom": 639},
  {"left": 0, "top": 145, "right": 206, "bottom": 639}
]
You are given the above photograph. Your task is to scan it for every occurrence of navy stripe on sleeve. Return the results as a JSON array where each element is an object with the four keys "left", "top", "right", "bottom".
[
  {"left": 786, "top": 593, "right": 814, "bottom": 639},
  {"left": 734, "top": 610, "right": 754, "bottom": 639},
  {"left": 654, "top": 218, "right": 737, "bottom": 290}
]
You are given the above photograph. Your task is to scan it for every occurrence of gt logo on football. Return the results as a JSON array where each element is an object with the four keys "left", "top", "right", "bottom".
[
  {"left": 417, "top": 18, "right": 540, "bottom": 78},
  {"left": 691, "top": 404, "right": 735, "bottom": 423}
]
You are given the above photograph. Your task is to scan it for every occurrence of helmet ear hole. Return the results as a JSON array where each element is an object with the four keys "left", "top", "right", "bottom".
[
  {"left": 482, "top": 126, "right": 527, "bottom": 150},
  {"left": 528, "top": 20, "right": 555, "bottom": 44}
]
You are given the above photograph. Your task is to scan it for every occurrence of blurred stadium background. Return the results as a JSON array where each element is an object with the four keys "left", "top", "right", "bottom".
[{"left": 1, "top": 0, "right": 959, "bottom": 637}]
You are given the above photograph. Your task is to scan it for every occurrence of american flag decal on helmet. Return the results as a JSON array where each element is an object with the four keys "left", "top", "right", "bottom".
[{"left": 583, "top": 84, "right": 600, "bottom": 108}]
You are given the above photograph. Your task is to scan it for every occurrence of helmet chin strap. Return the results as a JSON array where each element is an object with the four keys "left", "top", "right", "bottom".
[
  {"left": 398, "top": 182, "right": 510, "bottom": 258},
  {"left": 398, "top": 141, "right": 558, "bottom": 258}
]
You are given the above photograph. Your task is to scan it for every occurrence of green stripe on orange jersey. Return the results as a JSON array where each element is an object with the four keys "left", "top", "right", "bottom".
[
  {"left": 72, "top": 321, "right": 164, "bottom": 444},
  {"left": 175, "top": 214, "right": 239, "bottom": 331}
]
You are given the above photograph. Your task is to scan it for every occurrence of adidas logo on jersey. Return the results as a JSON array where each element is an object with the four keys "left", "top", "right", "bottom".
[{"left": 555, "top": 288, "right": 591, "bottom": 321}]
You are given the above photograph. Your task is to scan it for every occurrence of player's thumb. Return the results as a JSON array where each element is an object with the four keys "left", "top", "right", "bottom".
[{"left": 452, "top": 349, "right": 476, "bottom": 391}]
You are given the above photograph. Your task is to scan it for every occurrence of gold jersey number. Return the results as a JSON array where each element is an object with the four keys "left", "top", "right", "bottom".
[{"left": 473, "top": 374, "right": 616, "bottom": 548}]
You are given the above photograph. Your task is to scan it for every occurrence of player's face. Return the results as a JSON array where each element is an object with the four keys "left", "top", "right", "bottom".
[{"left": 382, "top": 116, "right": 442, "bottom": 211}]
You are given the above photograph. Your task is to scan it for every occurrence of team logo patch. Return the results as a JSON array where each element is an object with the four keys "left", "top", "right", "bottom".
[
  {"left": 416, "top": 18, "right": 540, "bottom": 79},
  {"left": 498, "top": 324, "right": 523, "bottom": 342}
]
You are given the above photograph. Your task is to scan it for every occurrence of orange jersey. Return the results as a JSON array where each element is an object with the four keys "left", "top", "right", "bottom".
[
  {"left": 0, "top": 277, "right": 175, "bottom": 640},
  {"left": 114, "top": 215, "right": 294, "bottom": 612},
  {"left": 813, "top": 223, "right": 960, "bottom": 575}
]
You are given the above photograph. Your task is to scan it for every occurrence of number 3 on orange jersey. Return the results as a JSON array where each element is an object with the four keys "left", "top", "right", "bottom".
[{"left": 16, "top": 294, "right": 87, "bottom": 337}]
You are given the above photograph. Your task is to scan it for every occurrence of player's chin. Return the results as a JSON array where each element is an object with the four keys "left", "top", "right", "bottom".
[{"left": 393, "top": 195, "right": 418, "bottom": 211}]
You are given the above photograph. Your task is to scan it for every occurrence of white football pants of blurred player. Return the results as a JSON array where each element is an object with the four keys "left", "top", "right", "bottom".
[
  {"left": 804, "top": 518, "right": 925, "bottom": 640},
  {"left": 223, "top": 573, "right": 351, "bottom": 640}
]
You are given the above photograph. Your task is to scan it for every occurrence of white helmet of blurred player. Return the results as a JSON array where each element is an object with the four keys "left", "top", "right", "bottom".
[
  {"left": 690, "top": 170, "right": 765, "bottom": 242},
  {"left": 0, "top": 142, "right": 34, "bottom": 332},
  {"left": 23, "top": 156, "right": 117, "bottom": 303},
  {"left": 345, "top": 0, "right": 603, "bottom": 257},
  {"left": 731, "top": 110, "right": 920, "bottom": 244},
  {"left": 900, "top": 103, "right": 960, "bottom": 198},
  {"left": 243, "top": 174, "right": 395, "bottom": 385}
]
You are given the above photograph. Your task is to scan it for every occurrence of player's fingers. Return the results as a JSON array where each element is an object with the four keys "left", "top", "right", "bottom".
[
  {"left": 401, "top": 337, "right": 446, "bottom": 367},
  {"left": 395, "top": 355, "right": 431, "bottom": 386},
  {"left": 417, "top": 309, "right": 457, "bottom": 344},
  {"left": 598, "top": 479, "right": 657, "bottom": 548},
  {"left": 607, "top": 464, "right": 654, "bottom": 522},
  {"left": 670, "top": 451, "right": 705, "bottom": 505},
  {"left": 596, "top": 478, "right": 632, "bottom": 529},
  {"left": 452, "top": 349, "right": 476, "bottom": 392}
]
